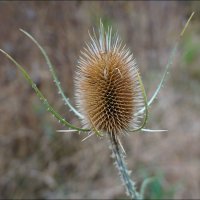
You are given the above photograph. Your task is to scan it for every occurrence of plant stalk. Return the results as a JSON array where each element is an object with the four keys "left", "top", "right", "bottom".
[{"left": 109, "top": 133, "right": 141, "bottom": 200}]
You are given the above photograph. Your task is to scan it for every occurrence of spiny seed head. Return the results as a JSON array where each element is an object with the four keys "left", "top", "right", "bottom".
[{"left": 75, "top": 21, "right": 144, "bottom": 135}]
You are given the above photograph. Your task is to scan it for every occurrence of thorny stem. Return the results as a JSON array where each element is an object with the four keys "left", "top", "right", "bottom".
[{"left": 109, "top": 133, "right": 141, "bottom": 200}]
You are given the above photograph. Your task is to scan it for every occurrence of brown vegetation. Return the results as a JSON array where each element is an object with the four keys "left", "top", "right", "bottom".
[{"left": 0, "top": 1, "right": 200, "bottom": 199}]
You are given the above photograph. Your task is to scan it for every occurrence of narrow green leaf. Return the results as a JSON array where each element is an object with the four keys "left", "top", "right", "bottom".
[{"left": 140, "top": 177, "right": 156, "bottom": 199}]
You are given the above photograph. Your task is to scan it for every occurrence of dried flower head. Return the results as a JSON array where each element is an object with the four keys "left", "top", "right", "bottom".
[{"left": 75, "top": 22, "right": 145, "bottom": 135}]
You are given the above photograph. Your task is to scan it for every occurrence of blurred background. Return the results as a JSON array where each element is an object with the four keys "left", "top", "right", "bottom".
[{"left": 0, "top": 1, "right": 199, "bottom": 199}]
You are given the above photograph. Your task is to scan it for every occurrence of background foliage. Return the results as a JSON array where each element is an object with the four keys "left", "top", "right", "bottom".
[{"left": 0, "top": 1, "right": 199, "bottom": 199}]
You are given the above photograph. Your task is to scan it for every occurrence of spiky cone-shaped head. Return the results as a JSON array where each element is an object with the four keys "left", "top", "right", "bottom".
[{"left": 75, "top": 22, "right": 145, "bottom": 136}]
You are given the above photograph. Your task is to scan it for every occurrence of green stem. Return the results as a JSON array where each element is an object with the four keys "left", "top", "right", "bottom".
[{"left": 109, "top": 133, "right": 141, "bottom": 200}]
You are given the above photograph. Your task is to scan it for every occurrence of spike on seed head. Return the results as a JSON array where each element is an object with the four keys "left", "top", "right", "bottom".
[{"left": 75, "top": 21, "right": 144, "bottom": 135}]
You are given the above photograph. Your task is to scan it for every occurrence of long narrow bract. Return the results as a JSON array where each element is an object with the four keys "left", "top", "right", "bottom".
[
  {"left": 0, "top": 49, "right": 90, "bottom": 132},
  {"left": 20, "top": 29, "right": 84, "bottom": 120}
]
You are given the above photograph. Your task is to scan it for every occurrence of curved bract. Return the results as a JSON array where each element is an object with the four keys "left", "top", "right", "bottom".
[
  {"left": 136, "top": 12, "right": 195, "bottom": 117},
  {"left": 0, "top": 49, "right": 90, "bottom": 132},
  {"left": 128, "top": 71, "right": 148, "bottom": 132},
  {"left": 20, "top": 29, "right": 84, "bottom": 120}
]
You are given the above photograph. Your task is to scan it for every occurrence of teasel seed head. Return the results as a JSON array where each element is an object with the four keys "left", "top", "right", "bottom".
[{"left": 75, "top": 21, "right": 145, "bottom": 136}]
